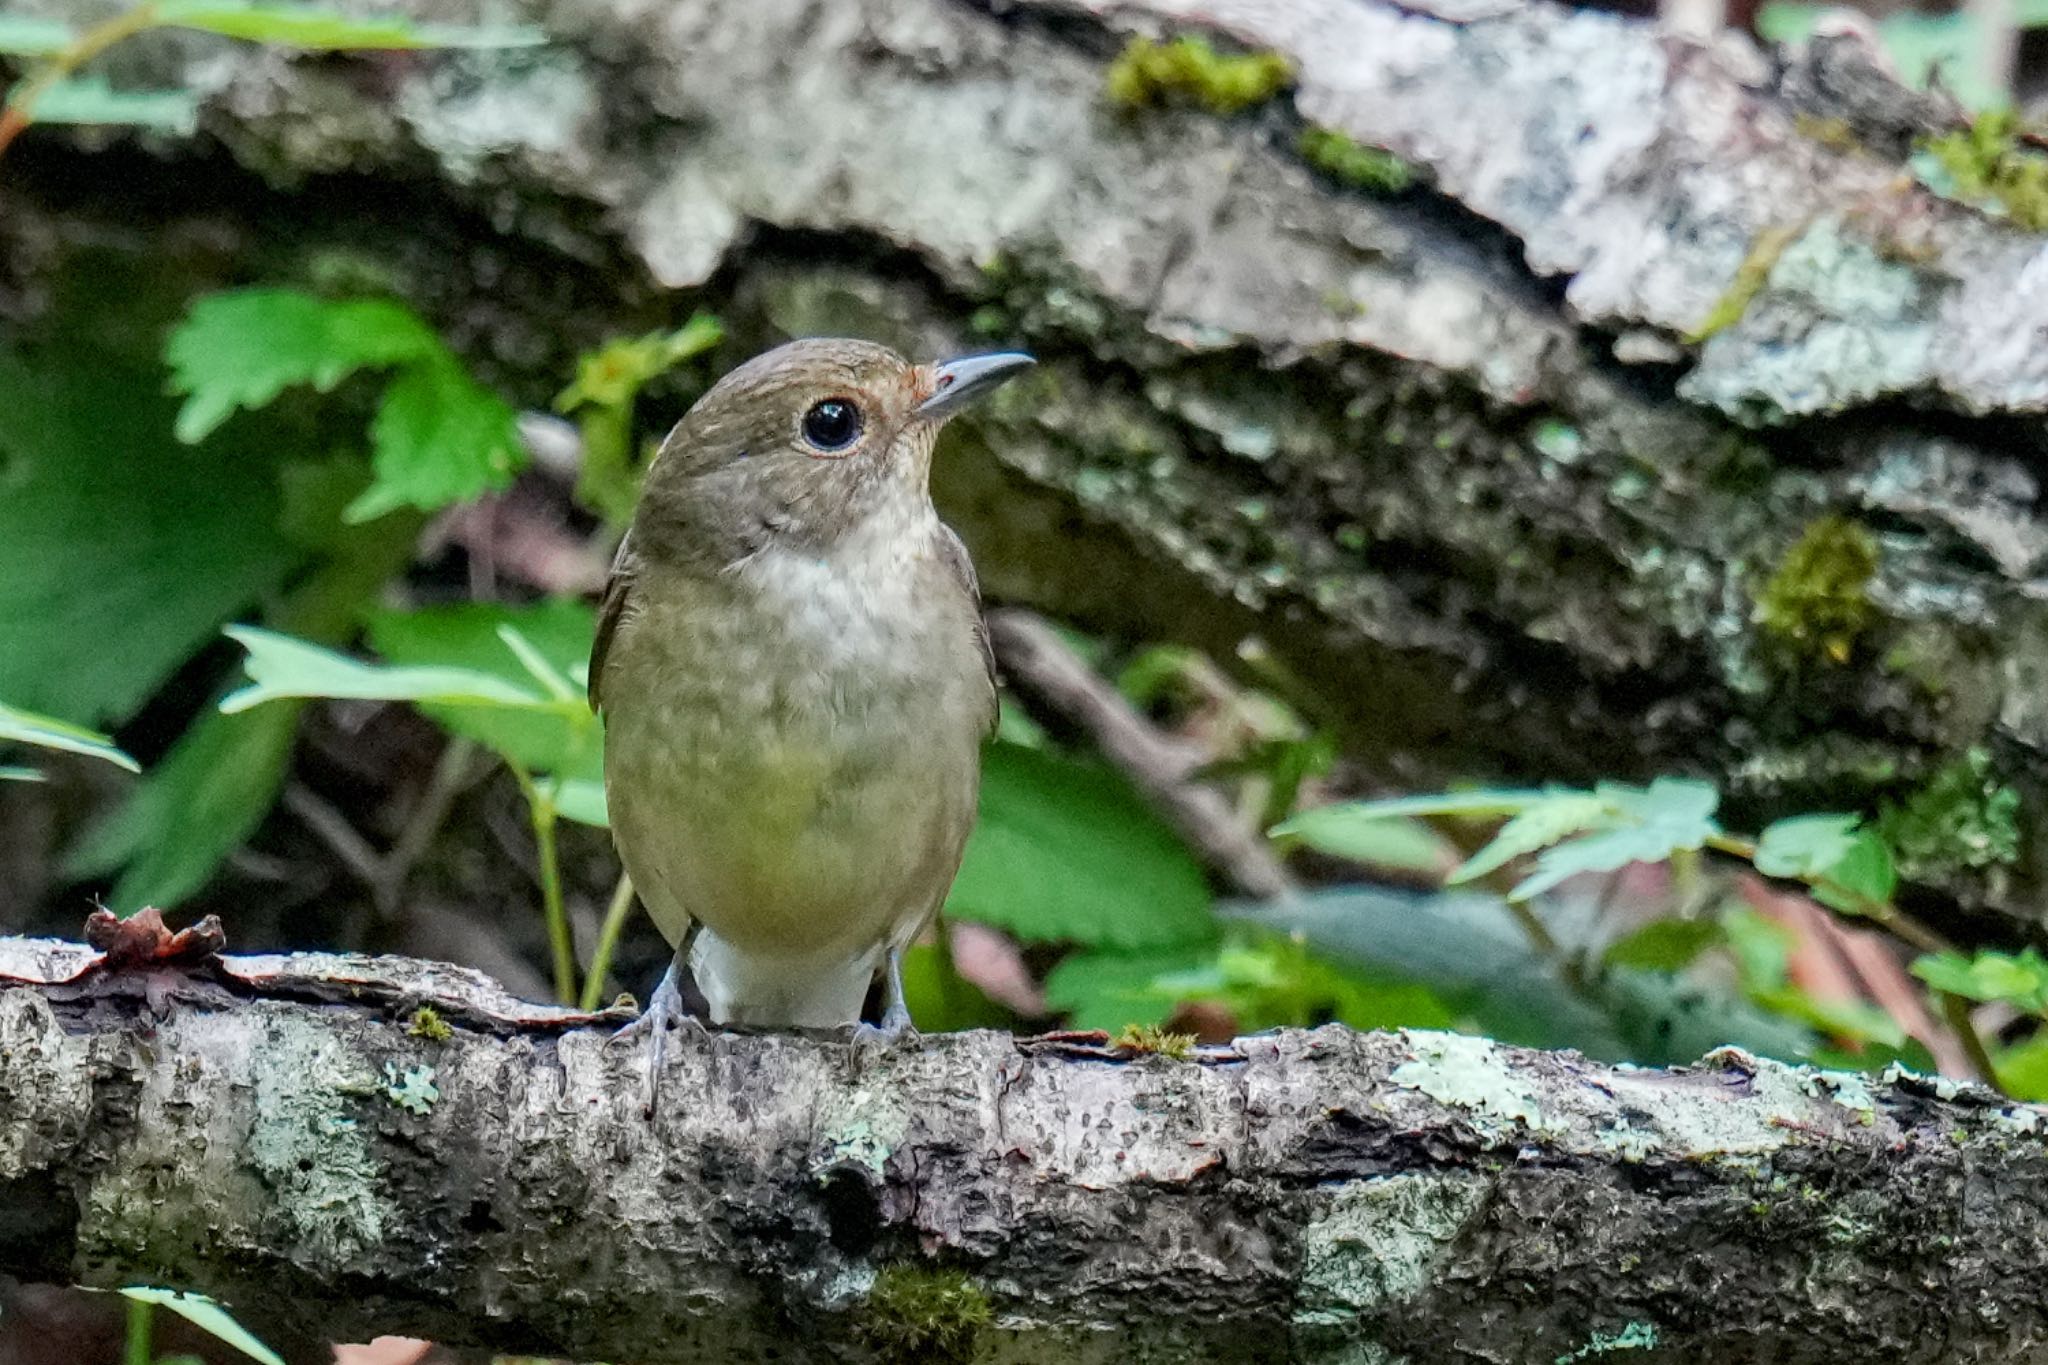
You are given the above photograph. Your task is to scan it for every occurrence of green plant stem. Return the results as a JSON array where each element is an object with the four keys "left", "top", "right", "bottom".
[
  {"left": 511, "top": 764, "right": 578, "bottom": 1005},
  {"left": 1703, "top": 832, "right": 1954, "bottom": 955},
  {"left": 0, "top": 0, "right": 165, "bottom": 161},
  {"left": 1942, "top": 990, "right": 2003, "bottom": 1088},
  {"left": 580, "top": 871, "right": 635, "bottom": 1011},
  {"left": 124, "top": 1297, "right": 152, "bottom": 1365}
]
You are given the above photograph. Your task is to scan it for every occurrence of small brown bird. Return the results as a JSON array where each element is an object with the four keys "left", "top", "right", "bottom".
[{"left": 590, "top": 338, "right": 1031, "bottom": 1072}]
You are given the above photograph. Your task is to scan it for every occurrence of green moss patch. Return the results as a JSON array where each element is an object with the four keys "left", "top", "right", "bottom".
[
  {"left": 1754, "top": 515, "right": 1880, "bottom": 664},
  {"left": 1105, "top": 35, "right": 1293, "bottom": 114},
  {"left": 859, "top": 1264, "right": 992, "bottom": 1365},
  {"left": 1298, "top": 127, "right": 1415, "bottom": 193}
]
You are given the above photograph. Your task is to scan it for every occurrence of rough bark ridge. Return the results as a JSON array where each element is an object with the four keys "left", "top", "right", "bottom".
[
  {"left": 4, "top": 936, "right": 2048, "bottom": 1364},
  {"left": 9, "top": 0, "right": 2048, "bottom": 925}
]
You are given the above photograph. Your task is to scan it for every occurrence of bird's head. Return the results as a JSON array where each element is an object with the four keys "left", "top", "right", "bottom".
[{"left": 632, "top": 337, "right": 1033, "bottom": 564}]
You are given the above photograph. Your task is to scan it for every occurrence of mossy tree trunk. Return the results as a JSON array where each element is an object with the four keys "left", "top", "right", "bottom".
[{"left": 4, "top": 939, "right": 2048, "bottom": 1364}]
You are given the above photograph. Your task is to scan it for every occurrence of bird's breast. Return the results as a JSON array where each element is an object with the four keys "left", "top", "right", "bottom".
[{"left": 603, "top": 532, "right": 987, "bottom": 959}]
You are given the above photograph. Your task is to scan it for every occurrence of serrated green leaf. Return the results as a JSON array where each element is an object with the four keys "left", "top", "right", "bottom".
[
  {"left": 116, "top": 1288, "right": 284, "bottom": 1365},
  {"left": 158, "top": 1, "right": 542, "bottom": 49},
  {"left": 166, "top": 289, "right": 439, "bottom": 443},
  {"left": 220, "top": 625, "right": 552, "bottom": 715},
  {"left": 0, "top": 14, "right": 73, "bottom": 54},
  {"left": 0, "top": 331, "right": 304, "bottom": 729},
  {"left": 1508, "top": 778, "right": 1720, "bottom": 901},
  {"left": 344, "top": 354, "right": 521, "bottom": 521},
  {"left": 25, "top": 76, "right": 198, "bottom": 132},
  {"left": 1603, "top": 917, "right": 1724, "bottom": 972},
  {"left": 947, "top": 741, "right": 1213, "bottom": 951},
  {"left": 1911, "top": 947, "right": 2048, "bottom": 1011},
  {"left": 68, "top": 700, "right": 300, "bottom": 911},
  {"left": 1754, "top": 812, "right": 1862, "bottom": 880},
  {"left": 365, "top": 600, "right": 600, "bottom": 782},
  {"left": 1449, "top": 792, "right": 1610, "bottom": 884},
  {"left": 0, "top": 701, "right": 139, "bottom": 772}
]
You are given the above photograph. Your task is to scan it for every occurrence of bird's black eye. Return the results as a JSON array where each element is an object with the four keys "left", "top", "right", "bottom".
[{"left": 801, "top": 398, "right": 863, "bottom": 452}]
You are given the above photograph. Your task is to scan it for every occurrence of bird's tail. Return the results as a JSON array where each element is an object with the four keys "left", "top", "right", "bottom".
[{"left": 689, "top": 929, "right": 881, "bottom": 1028}]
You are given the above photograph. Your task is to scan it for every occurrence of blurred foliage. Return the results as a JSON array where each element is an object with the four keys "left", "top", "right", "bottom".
[
  {"left": 1758, "top": 0, "right": 2048, "bottom": 109},
  {"left": 0, "top": 703, "right": 137, "bottom": 781}
]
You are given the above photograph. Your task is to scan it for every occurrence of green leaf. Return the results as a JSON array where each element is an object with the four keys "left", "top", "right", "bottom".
[
  {"left": 1225, "top": 886, "right": 1816, "bottom": 1066},
  {"left": 549, "top": 775, "right": 608, "bottom": 828},
  {"left": 0, "top": 332, "right": 304, "bottom": 728},
  {"left": 0, "top": 14, "right": 73, "bottom": 54},
  {"left": 0, "top": 766, "right": 47, "bottom": 783},
  {"left": 901, "top": 940, "right": 1016, "bottom": 1033},
  {"left": 1754, "top": 813, "right": 1862, "bottom": 880},
  {"left": 947, "top": 741, "right": 1214, "bottom": 951},
  {"left": 1509, "top": 778, "right": 1720, "bottom": 901},
  {"left": 1448, "top": 792, "right": 1610, "bottom": 883},
  {"left": 117, "top": 1288, "right": 284, "bottom": 1365},
  {"left": 1149, "top": 930, "right": 1458, "bottom": 1034},
  {"left": 1269, "top": 803, "right": 1452, "bottom": 875},
  {"left": 1994, "top": 1031, "right": 2048, "bottom": 1102},
  {"left": 0, "top": 701, "right": 139, "bottom": 772},
  {"left": 158, "top": 1, "right": 543, "bottom": 49},
  {"left": 365, "top": 600, "right": 600, "bottom": 781},
  {"left": 166, "top": 289, "right": 439, "bottom": 443},
  {"left": 220, "top": 626, "right": 551, "bottom": 714},
  {"left": 1810, "top": 830, "right": 1898, "bottom": 914},
  {"left": 345, "top": 354, "right": 521, "bottom": 522},
  {"left": 1275, "top": 788, "right": 1560, "bottom": 832},
  {"left": 1722, "top": 906, "right": 1906, "bottom": 1048},
  {"left": 69, "top": 700, "right": 302, "bottom": 911},
  {"left": 1042, "top": 945, "right": 1217, "bottom": 1032},
  {"left": 553, "top": 314, "right": 724, "bottom": 411},
  {"left": 1911, "top": 948, "right": 2048, "bottom": 1011},
  {"left": 25, "top": 77, "right": 198, "bottom": 132},
  {"left": 1603, "top": 917, "right": 1724, "bottom": 972}
]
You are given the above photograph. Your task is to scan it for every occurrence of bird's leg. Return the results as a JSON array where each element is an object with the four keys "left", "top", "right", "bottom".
[
  {"left": 608, "top": 922, "right": 707, "bottom": 1117},
  {"left": 851, "top": 945, "right": 917, "bottom": 1046}
]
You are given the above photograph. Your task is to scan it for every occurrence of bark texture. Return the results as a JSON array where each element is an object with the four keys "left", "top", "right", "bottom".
[
  {"left": 9, "top": 0, "right": 2048, "bottom": 926},
  {"left": 5, "top": 936, "right": 2048, "bottom": 1364}
]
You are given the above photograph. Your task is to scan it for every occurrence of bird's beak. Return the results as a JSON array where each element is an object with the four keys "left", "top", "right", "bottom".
[{"left": 918, "top": 352, "right": 1035, "bottom": 420}]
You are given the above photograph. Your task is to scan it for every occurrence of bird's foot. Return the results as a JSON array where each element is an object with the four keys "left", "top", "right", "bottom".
[
  {"left": 848, "top": 997, "right": 917, "bottom": 1050},
  {"left": 608, "top": 962, "right": 707, "bottom": 1118}
]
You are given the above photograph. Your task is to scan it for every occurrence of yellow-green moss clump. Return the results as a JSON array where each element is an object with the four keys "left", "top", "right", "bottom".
[
  {"left": 1116, "top": 1022, "right": 1198, "bottom": 1059},
  {"left": 1298, "top": 127, "right": 1415, "bottom": 193},
  {"left": 1755, "top": 515, "right": 1880, "bottom": 663},
  {"left": 1105, "top": 35, "right": 1293, "bottom": 114},
  {"left": 1880, "top": 747, "right": 2022, "bottom": 880},
  {"left": 859, "top": 1265, "right": 992, "bottom": 1365},
  {"left": 1920, "top": 111, "right": 2048, "bottom": 232},
  {"left": 407, "top": 1006, "right": 453, "bottom": 1042}
]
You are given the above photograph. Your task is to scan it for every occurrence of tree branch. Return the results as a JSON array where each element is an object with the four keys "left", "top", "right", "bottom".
[{"left": 3, "top": 934, "right": 2047, "bottom": 1363}]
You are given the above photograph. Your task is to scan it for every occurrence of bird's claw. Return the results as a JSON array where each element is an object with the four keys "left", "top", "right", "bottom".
[{"left": 610, "top": 961, "right": 706, "bottom": 1118}]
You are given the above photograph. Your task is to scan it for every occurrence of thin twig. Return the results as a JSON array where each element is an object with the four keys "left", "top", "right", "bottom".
[
  {"left": 985, "top": 608, "right": 1296, "bottom": 901},
  {"left": 380, "top": 737, "right": 482, "bottom": 913},
  {"left": 282, "top": 782, "right": 388, "bottom": 895},
  {"left": 0, "top": 1, "right": 165, "bottom": 163}
]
